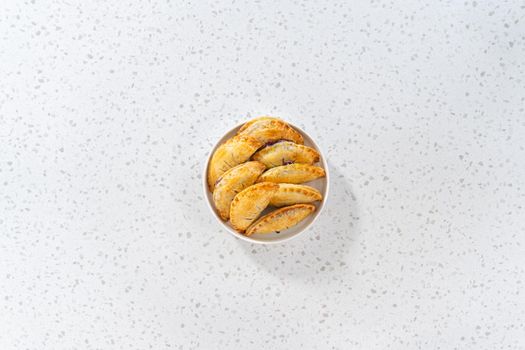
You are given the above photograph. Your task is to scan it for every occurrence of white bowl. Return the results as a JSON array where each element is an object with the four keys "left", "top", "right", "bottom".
[{"left": 203, "top": 121, "right": 329, "bottom": 244}]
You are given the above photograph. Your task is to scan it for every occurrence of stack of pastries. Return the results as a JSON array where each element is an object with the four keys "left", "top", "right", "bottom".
[{"left": 207, "top": 117, "right": 326, "bottom": 236}]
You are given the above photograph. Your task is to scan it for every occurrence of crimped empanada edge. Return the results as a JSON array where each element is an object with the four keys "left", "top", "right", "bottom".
[
  {"left": 229, "top": 182, "right": 279, "bottom": 232},
  {"left": 238, "top": 116, "right": 283, "bottom": 133},
  {"left": 213, "top": 161, "right": 266, "bottom": 191},
  {"left": 253, "top": 142, "right": 320, "bottom": 162},
  {"left": 239, "top": 119, "right": 304, "bottom": 144},
  {"left": 245, "top": 204, "right": 316, "bottom": 236},
  {"left": 276, "top": 184, "right": 322, "bottom": 199},
  {"left": 257, "top": 164, "right": 326, "bottom": 183},
  {"left": 207, "top": 135, "right": 263, "bottom": 190},
  {"left": 213, "top": 162, "right": 267, "bottom": 220}
]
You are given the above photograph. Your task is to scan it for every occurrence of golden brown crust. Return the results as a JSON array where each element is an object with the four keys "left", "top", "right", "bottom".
[
  {"left": 238, "top": 118, "right": 304, "bottom": 145},
  {"left": 213, "top": 161, "right": 266, "bottom": 220},
  {"left": 269, "top": 184, "right": 322, "bottom": 207},
  {"left": 257, "top": 164, "right": 325, "bottom": 184},
  {"left": 229, "top": 182, "right": 279, "bottom": 232},
  {"left": 207, "top": 135, "right": 262, "bottom": 191},
  {"left": 245, "top": 204, "right": 316, "bottom": 236},
  {"left": 252, "top": 141, "right": 320, "bottom": 168},
  {"left": 238, "top": 116, "right": 282, "bottom": 133}
]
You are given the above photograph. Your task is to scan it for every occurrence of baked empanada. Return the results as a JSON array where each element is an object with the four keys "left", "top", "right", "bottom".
[
  {"left": 246, "top": 204, "right": 316, "bottom": 236},
  {"left": 229, "top": 182, "right": 279, "bottom": 232},
  {"left": 269, "top": 184, "right": 322, "bottom": 207},
  {"left": 213, "top": 161, "right": 266, "bottom": 220},
  {"left": 252, "top": 141, "right": 320, "bottom": 168},
  {"left": 238, "top": 116, "right": 282, "bottom": 133},
  {"left": 257, "top": 164, "right": 325, "bottom": 184},
  {"left": 238, "top": 117, "right": 304, "bottom": 145},
  {"left": 207, "top": 135, "right": 262, "bottom": 191}
]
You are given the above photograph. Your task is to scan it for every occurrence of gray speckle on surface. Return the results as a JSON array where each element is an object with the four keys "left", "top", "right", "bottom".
[{"left": 1, "top": 1, "right": 525, "bottom": 349}]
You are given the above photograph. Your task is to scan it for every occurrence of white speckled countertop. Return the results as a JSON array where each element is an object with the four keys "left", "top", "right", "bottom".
[{"left": 1, "top": 1, "right": 524, "bottom": 349}]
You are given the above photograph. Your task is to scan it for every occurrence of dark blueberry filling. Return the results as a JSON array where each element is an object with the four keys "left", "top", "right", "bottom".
[
  {"left": 263, "top": 139, "right": 287, "bottom": 147},
  {"left": 253, "top": 139, "right": 288, "bottom": 154}
]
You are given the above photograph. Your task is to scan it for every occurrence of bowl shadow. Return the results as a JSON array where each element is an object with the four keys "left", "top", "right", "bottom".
[{"left": 238, "top": 161, "right": 360, "bottom": 282}]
